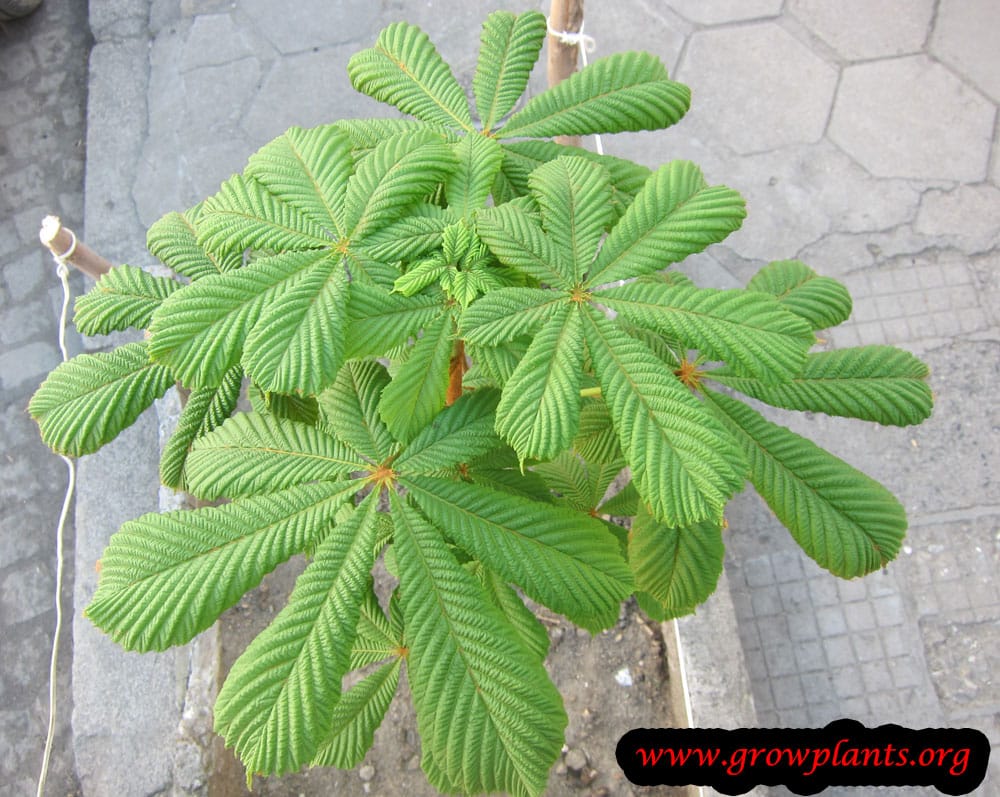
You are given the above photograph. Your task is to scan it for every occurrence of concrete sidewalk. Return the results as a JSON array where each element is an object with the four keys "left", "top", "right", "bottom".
[{"left": 2, "top": 0, "right": 998, "bottom": 794}]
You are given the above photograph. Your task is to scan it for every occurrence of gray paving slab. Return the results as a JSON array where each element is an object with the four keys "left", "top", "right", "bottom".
[{"left": 0, "top": 1, "right": 89, "bottom": 794}]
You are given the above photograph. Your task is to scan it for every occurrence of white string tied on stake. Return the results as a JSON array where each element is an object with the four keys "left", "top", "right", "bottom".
[
  {"left": 546, "top": 17, "right": 604, "bottom": 155},
  {"left": 36, "top": 222, "right": 79, "bottom": 797}
]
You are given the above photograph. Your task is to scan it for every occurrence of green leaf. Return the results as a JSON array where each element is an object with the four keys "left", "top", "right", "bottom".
[
  {"left": 198, "top": 173, "right": 333, "bottom": 257},
  {"left": 379, "top": 312, "right": 454, "bottom": 444},
  {"left": 241, "top": 252, "right": 348, "bottom": 395},
  {"left": 85, "top": 481, "right": 358, "bottom": 652},
  {"left": 311, "top": 659, "right": 402, "bottom": 769},
  {"left": 530, "top": 156, "right": 613, "bottom": 280},
  {"left": 587, "top": 160, "right": 746, "bottom": 287},
  {"left": 599, "top": 282, "right": 815, "bottom": 383},
  {"left": 460, "top": 287, "right": 561, "bottom": 346},
  {"left": 350, "top": 590, "right": 401, "bottom": 670},
  {"left": 572, "top": 399, "right": 622, "bottom": 464},
  {"left": 346, "top": 283, "right": 444, "bottom": 359},
  {"left": 496, "top": 305, "right": 584, "bottom": 462},
  {"left": 708, "top": 346, "right": 933, "bottom": 427},
  {"left": 403, "top": 475, "right": 633, "bottom": 631},
  {"left": 357, "top": 204, "right": 454, "bottom": 262},
  {"left": 473, "top": 563, "right": 550, "bottom": 661},
  {"left": 445, "top": 134, "right": 504, "bottom": 218},
  {"left": 533, "top": 452, "right": 624, "bottom": 514},
  {"left": 160, "top": 364, "right": 243, "bottom": 490},
  {"left": 249, "top": 386, "right": 320, "bottom": 426},
  {"left": 582, "top": 309, "right": 746, "bottom": 526},
  {"left": 628, "top": 506, "right": 724, "bottom": 620},
  {"left": 391, "top": 493, "right": 566, "bottom": 797},
  {"left": 395, "top": 388, "right": 501, "bottom": 474},
  {"left": 334, "top": 118, "right": 442, "bottom": 154},
  {"left": 73, "top": 265, "right": 181, "bottom": 336},
  {"left": 245, "top": 124, "right": 353, "bottom": 238},
  {"left": 748, "top": 259, "right": 852, "bottom": 330},
  {"left": 476, "top": 202, "right": 574, "bottom": 287},
  {"left": 147, "top": 204, "right": 241, "bottom": 281},
  {"left": 148, "top": 250, "right": 321, "bottom": 389},
  {"left": 500, "top": 140, "right": 651, "bottom": 214},
  {"left": 501, "top": 51, "right": 689, "bottom": 139},
  {"left": 348, "top": 23, "right": 474, "bottom": 131},
  {"left": 29, "top": 342, "right": 173, "bottom": 457},
  {"left": 184, "top": 413, "right": 365, "bottom": 500},
  {"left": 704, "top": 389, "right": 907, "bottom": 578},
  {"left": 465, "top": 338, "right": 528, "bottom": 387},
  {"left": 600, "top": 480, "right": 638, "bottom": 517},
  {"left": 214, "top": 494, "right": 379, "bottom": 776},
  {"left": 344, "top": 130, "right": 458, "bottom": 238},
  {"left": 474, "top": 11, "right": 546, "bottom": 131},
  {"left": 317, "top": 360, "right": 396, "bottom": 464}
]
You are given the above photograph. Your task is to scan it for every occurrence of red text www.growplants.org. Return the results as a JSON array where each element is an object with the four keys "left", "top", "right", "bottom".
[{"left": 616, "top": 720, "right": 990, "bottom": 795}]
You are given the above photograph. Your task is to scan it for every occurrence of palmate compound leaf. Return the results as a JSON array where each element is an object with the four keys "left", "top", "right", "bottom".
[
  {"left": 628, "top": 505, "right": 724, "bottom": 620},
  {"left": 310, "top": 658, "right": 402, "bottom": 769},
  {"left": 402, "top": 474, "right": 633, "bottom": 632},
  {"left": 390, "top": 492, "right": 566, "bottom": 797},
  {"left": 748, "top": 259, "right": 853, "bottom": 330},
  {"left": 215, "top": 493, "right": 379, "bottom": 776},
  {"left": 343, "top": 130, "right": 458, "bottom": 238},
  {"left": 159, "top": 363, "right": 243, "bottom": 490},
  {"left": 459, "top": 287, "right": 562, "bottom": 346},
  {"left": 586, "top": 160, "right": 746, "bottom": 287},
  {"left": 529, "top": 156, "right": 613, "bottom": 281},
  {"left": 148, "top": 249, "right": 333, "bottom": 390},
  {"left": 183, "top": 411, "right": 366, "bottom": 500},
  {"left": 474, "top": 10, "right": 547, "bottom": 132},
  {"left": 704, "top": 389, "right": 907, "bottom": 578},
  {"left": 239, "top": 251, "right": 349, "bottom": 395},
  {"left": 445, "top": 133, "right": 504, "bottom": 219},
  {"left": 29, "top": 341, "right": 174, "bottom": 457},
  {"left": 73, "top": 264, "right": 182, "bottom": 336},
  {"left": 245, "top": 124, "right": 353, "bottom": 237},
  {"left": 707, "top": 346, "right": 933, "bottom": 427},
  {"left": 496, "top": 140, "right": 651, "bottom": 214},
  {"left": 475, "top": 202, "right": 575, "bottom": 288},
  {"left": 345, "top": 282, "right": 444, "bottom": 359},
  {"left": 582, "top": 309, "right": 747, "bottom": 527},
  {"left": 317, "top": 359, "right": 396, "bottom": 464},
  {"left": 348, "top": 22, "right": 474, "bottom": 132},
  {"left": 495, "top": 303, "right": 584, "bottom": 462},
  {"left": 85, "top": 480, "right": 360, "bottom": 652},
  {"left": 394, "top": 388, "right": 502, "bottom": 475},
  {"left": 379, "top": 311, "right": 455, "bottom": 444},
  {"left": 470, "top": 562, "right": 551, "bottom": 662},
  {"left": 147, "top": 202, "right": 242, "bottom": 281},
  {"left": 500, "top": 51, "right": 690, "bottom": 139},
  {"left": 598, "top": 281, "right": 816, "bottom": 383}
]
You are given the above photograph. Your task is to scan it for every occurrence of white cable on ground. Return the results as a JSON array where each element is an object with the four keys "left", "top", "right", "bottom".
[
  {"left": 546, "top": 17, "right": 605, "bottom": 155},
  {"left": 36, "top": 232, "right": 79, "bottom": 797}
]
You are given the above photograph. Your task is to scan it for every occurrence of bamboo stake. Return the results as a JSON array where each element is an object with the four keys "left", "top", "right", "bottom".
[
  {"left": 39, "top": 215, "right": 112, "bottom": 280},
  {"left": 547, "top": 0, "right": 585, "bottom": 148}
]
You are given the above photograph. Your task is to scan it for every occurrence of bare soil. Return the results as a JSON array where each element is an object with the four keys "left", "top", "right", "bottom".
[{"left": 211, "top": 555, "right": 685, "bottom": 797}]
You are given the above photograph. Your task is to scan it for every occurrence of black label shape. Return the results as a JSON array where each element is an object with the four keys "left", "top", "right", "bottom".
[{"left": 616, "top": 720, "right": 990, "bottom": 795}]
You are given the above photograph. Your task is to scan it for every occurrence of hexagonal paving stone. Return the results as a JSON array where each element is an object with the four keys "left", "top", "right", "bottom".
[
  {"left": 829, "top": 56, "right": 995, "bottom": 182},
  {"left": 239, "top": 0, "right": 380, "bottom": 54},
  {"left": 931, "top": 0, "right": 1000, "bottom": 103},
  {"left": 677, "top": 23, "right": 838, "bottom": 155},
  {"left": 789, "top": 0, "right": 934, "bottom": 61},
  {"left": 667, "top": 0, "right": 782, "bottom": 25}
]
